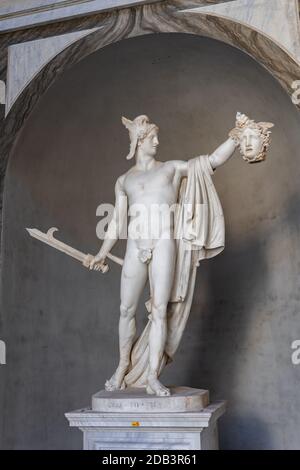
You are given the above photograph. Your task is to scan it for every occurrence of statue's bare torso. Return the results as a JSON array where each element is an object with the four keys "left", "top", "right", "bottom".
[
  {"left": 123, "top": 160, "right": 181, "bottom": 206},
  {"left": 121, "top": 160, "right": 184, "bottom": 245}
]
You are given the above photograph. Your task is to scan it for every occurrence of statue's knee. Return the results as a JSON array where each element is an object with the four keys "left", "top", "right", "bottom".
[
  {"left": 120, "top": 303, "right": 135, "bottom": 319},
  {"left": 152, "top": 302, "right": 168, "bottom": 320}
]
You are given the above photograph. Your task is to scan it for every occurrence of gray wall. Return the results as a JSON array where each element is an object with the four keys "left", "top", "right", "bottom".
[{"left": 1, "top": 33, "right": 300, "bottom": 449}]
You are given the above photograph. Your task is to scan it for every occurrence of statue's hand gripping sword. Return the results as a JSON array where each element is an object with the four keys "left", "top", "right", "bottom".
[{"left": 26, "top": 227, "right": 123, "bottom": 273}]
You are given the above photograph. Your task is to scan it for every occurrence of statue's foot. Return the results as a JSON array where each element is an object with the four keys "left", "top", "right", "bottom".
[
  {"left": 105, "top": 366, "right": 127, "bottom": 391},
  {"left": 146, "top": 385, "right": 155, "bottom": 395},
  {"left": 147, "top": 376, "right": 170, "bottom": 397}
]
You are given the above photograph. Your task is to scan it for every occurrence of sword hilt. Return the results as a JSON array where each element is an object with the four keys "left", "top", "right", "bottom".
[{"left": 83, "top": 254, "right": 109, "bottom": 274}]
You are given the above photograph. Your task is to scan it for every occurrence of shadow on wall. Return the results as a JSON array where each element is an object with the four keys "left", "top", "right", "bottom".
[{"left": 197, "top": 235, "right": 270, "bottom": 449}]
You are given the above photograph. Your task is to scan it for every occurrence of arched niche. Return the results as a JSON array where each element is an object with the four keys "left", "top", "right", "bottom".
[
  {"left": 0, "top": 3, "right": 299, "bottom": 232},
  {"left": 1, "top": 31, "right": 300, "bottom": 450}
]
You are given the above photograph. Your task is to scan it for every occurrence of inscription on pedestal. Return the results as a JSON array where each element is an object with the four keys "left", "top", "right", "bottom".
[{"left": 92, "top": 386, "right": 209, "bottom": 413}]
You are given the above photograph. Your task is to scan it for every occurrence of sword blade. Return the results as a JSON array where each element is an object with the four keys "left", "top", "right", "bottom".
[
  {"left": 26, "top": 227, "right": 124, "bottom": 267},
  {"left": 26, "top": 227, "right": 86, "bottom": 263}
]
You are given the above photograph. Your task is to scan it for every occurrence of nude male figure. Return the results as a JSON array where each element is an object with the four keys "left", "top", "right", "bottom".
[{"left": 89, "top": 114, "right": 242, "bottom": 397}]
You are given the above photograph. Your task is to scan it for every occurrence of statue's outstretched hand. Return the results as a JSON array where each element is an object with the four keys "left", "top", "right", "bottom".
[
  {"left": 229, "top": 112, "right": 248, "bottom": 145},
  {"left": 235, "top": 112, "right": 248, "bottom": 126},
  {"left": 89, "top": 253, "right": 108, "bottom": 273}
]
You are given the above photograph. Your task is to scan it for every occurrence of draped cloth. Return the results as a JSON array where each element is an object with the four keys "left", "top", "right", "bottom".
[{"left": 123, "top": 155, "right": 225, "bottom": 388}]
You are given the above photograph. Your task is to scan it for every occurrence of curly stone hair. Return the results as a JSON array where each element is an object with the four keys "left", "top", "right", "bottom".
[{"left": 229, "top": 112, "right": 274, "bottom": 163}]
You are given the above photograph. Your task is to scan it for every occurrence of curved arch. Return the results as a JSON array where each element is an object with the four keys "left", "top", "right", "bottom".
[
  {"left": 2, "top": 27, "right": 300, "bottom": 450},
  {"left": 0, "top": 2, "right": 299, "bottom": 232}
]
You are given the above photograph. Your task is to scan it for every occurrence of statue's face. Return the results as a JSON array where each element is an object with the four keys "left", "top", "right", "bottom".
[
  {"left": 139, "top": 129, "right": 159, "bottom": 157},
  {"left": 240, "top": 127, "right": 264, "bottom": 160}
]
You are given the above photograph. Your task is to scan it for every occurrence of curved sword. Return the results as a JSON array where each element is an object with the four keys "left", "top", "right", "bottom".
[{"left": 26, "top": 227, "right": 123, "bottom": 273}]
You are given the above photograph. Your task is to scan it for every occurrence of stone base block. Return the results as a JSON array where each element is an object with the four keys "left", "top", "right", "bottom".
[
  {"left": 92, "top": 386, "right": 209, "bottom": 413},
  {"left": 65, "top": 400, "right": 225, "bottom": 450}
]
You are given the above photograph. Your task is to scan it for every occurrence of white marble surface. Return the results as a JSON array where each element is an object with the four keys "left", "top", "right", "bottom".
[
  {"left": 3, "top": 0, "right": 300, "bottom": 62},
  {"left": 83, "top": 429, "right": 215, "bottom": 450},
  {"left": 65, "top": 401, "right": 226, "bottom": 450},
  {"left": 92, "top": 387, "right": 209, "bottom": 413},
  {"left": 181, "top": 0, "right": 300, "bottom": 61},
  {"left": 6, "top": 27, "right": 101, "bottom": 114},
  {"left": 0, "top": 0, "right": 160, "bottom": 32}
]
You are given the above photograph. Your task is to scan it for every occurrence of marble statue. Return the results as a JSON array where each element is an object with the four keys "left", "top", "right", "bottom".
[{"left": 87, "top": 112, "right": 274, "bottom": 397}]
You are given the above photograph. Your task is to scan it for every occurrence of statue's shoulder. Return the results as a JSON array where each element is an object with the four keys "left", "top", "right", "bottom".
[
  {"left": 119, "top": 167, "right": 134, "bottom": 182},
  {"left": 115, "top": 172, "right": 127, "bottom": 191},
  {"left": 165, "top": 159, "right": 188, "bottom": 176},
  {"left": 116, "top": 169, "right": 133, "bottom": 193}
]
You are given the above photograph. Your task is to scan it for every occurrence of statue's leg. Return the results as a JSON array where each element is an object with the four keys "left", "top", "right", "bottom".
[
  {"left": 105, "top": 241, "right": 148, "bottom": 392},
  {"left": 147, "top": 238, "right": 176, "bottom": 397}
]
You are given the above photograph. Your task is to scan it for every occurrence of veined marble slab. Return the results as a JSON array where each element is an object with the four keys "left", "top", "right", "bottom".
[
  {"left": 0, "top": 0, "right": 161, "bottom": 32},
  {"left": 6, "top": 27, "right": 101, "bottom": 114},
  {"left": 180, "top": 0, "right": 300, "bottom": 61},
  {"left": 6, "top": 0, "right": 300, "bottom": 115}
]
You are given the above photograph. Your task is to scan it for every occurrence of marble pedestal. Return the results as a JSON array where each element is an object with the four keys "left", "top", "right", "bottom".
[{"left": 65, "top": 387, "right": 226, "bottom": 450}]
